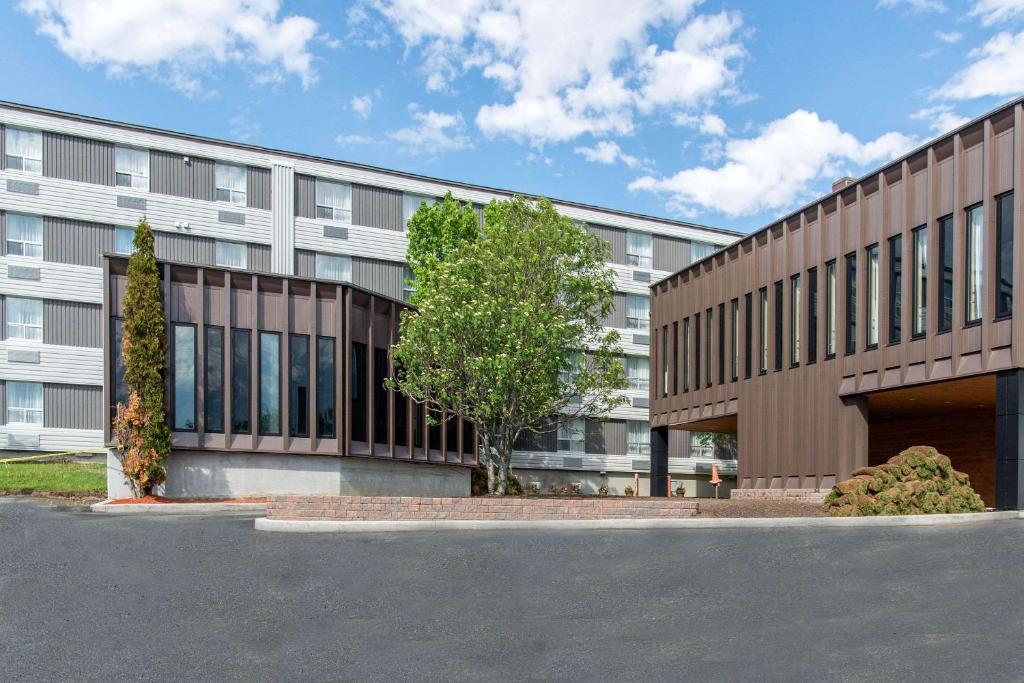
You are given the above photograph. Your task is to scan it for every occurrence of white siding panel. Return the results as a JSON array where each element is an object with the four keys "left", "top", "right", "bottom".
[
  {"left": 0, "top": 426, "right": 103, "bottom": 452},
  {"left": 0, "top": 257, "right": 102, "bottom": 304},
  {"left": 294, "top": 217, "right": 408, "bottom": 263},
  {"left": 0, "top": 341, "right": 103, "bottom": 384}
]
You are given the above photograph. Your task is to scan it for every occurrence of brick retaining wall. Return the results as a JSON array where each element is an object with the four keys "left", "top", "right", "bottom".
[
  {"left": 730, "top": 488, "right": 828, "bottom": 503},
  {"left": 267, "top": 495, "right": 700, "bottom": 521}
]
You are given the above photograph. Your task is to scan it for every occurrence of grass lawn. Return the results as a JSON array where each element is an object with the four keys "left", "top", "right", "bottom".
[{"left": 0, "top": 461, "right": 106, "bottom": 495}]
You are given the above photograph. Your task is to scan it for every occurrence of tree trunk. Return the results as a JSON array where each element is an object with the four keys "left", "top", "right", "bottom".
[
  {"left": 482, "top": 434, "right": 497, "bottom": 494},
  {"left": 495, "top": 443, "right": 511, "bottom": 495}
]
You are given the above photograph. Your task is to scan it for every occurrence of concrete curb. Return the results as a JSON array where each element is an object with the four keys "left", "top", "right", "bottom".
[
  {"left": 254, "top": 510, "right": 1023, "bottom": 533},
  {"left": 91, "top": 501, "right": 266, "bottom": 515}
]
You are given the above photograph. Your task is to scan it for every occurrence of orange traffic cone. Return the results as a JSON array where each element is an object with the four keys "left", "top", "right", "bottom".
[{"left": 710, "top": 463, "right": 722, "bottom": 499}]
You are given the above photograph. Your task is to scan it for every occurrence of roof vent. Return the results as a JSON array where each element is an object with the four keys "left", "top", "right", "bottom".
[{"left": 832, "top": 176, "right": 856, "bottom": 192}]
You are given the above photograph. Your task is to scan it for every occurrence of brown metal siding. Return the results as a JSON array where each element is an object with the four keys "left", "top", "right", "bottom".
[
  {"left": 352, "top": 184, "right": 403, "bottom": 231},
  {"left": 43, "top": 217, "right": 114, "bottom": 267},
  {"left": 42, "top": 132, "right": 114, "bottom": 186},
  {"left": 150, "top": 150, "right": 215, "bottom": 200},
  {"left": 44, "top": 383, "right": 103, "bottom": 429},
  {"left": 651, "top": 101, "right": 1022, "bottom": 491},
  {"left": 43, "top": 300, "right": 102, "bottom": 347},
  {"left": 246, "top": 166, "right": 271, "bottom": 210},
  {"left": 294, "top": 173, "right": 316, "bottom": 218}
]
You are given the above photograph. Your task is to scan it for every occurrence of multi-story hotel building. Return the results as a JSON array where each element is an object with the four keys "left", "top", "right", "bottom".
[
  {"left": 649, "top": 97, "right": 1023, "bottom": 509},
  {"left": 0, "top": 100, "right": 739, "bottom": 496}
]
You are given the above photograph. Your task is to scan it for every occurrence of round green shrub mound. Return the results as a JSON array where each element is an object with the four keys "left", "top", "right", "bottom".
[{"left": 823, "top": 445, "right": 985, "bottom": 517}]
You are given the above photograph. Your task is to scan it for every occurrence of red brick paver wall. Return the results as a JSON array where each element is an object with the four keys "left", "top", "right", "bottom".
[{"left": 267, "top": 496, "right": 700, "bottom": 521}]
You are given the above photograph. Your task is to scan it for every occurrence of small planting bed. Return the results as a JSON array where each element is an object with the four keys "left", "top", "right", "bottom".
[
  {"left": 106, "top": 495, "right": 267, "bottom": 505},
  {"left": 0, "top": 461, "right": 105, "bottom": 496}
]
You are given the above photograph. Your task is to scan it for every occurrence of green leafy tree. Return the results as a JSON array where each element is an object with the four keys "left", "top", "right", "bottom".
[
  {"left": 391, "top": 195, "right": 627, "bottom": 494},
  {"left": 112, "top": 219, "right": 171, "bottom": 496}
]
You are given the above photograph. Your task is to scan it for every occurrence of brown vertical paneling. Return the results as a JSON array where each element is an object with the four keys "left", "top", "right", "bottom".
[
  {"left": 249, "top": 274, "right": 259, "bottom": 450},
  {"left": 196, "top": 268, "right": 206, "bottom": 438},
  {"left": 343, "top": 286, "right": 352, "bottom": 456},
  {"left": 224, "top": 271, "right": 233, "bottom": 442},
  {"left": 102, "top": 257, "right": 111, "bottom": 443},
  {"left": 366, "top": 295, "right": 375, "bottom": 451},
  {"left": 1013, "top": 105, "right": 1024, "bottom": 367},
  {"left": 388, "top": 301, "right": 396, "bottom": 459}
]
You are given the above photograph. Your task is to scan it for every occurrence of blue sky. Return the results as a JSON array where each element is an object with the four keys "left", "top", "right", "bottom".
[{"left": 1, "top": 0, "right": 1022, "bottom": 233}]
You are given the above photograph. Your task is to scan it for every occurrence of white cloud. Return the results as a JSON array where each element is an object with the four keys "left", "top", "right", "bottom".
[
  {"left": 878, "top": 0, "right": 947, "bottom": 12},
  {"left": 673, "top": 112, "right": 727, "bottom": 135},
  {"left": 18, "top": 0, "right": 320, "bottom": 95},
  {"left": 935, "top": 30, "right": 963, "bottom": 43},
  {"left": 969, "top": 0, "right": 1024, "bottom": 25},
  {"left": 629, "top": 109, "right": 916, "bottom": 218},
  {"left": 336, "top": 133, "right": 376, "bottom": 146},
  {"left": 911, "top": 104, "right": 971, "bottom": 134},
  {"left": 351, "top": 94, "right": 373, "bottom": 119},
  {"left": 573, "top": 140, "right": 641, "bottom": 168},
  {"left": 391, "top": 108, "right": 472, "bottom": 154},
  {"left": 939, "top": 30, "right": 1024, "bottom": 100},
  {"left": 358, "top": 0, "right": 746, "bottom": 144}
]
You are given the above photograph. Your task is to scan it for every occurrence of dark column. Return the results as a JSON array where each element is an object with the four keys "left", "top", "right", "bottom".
[
  {"left": 996, "top": 369, "right": 1024, "bottom": 510},
  {"left": 650, "top": 426, "right": 669, "bottom": 497}
]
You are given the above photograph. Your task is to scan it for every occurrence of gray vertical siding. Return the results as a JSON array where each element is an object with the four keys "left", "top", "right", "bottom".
[
  {"left": 43, "top": 383, "right": 103, "bottom": 430},
  {"left": 653, "top": 235, "right": 690, "bottom": 272},
  {"left": 516, "top": 428, "right": 556, "bottom": 452},
  {"left": 353, "top": 257, "right": 403, "bottom": 300},
  {"left": 352, "top": 184, "right": 403, "bottom": 231},
  {"left": 473, "top": 203, "right": 485, "bottom": 228},
  {"left": 154, "top": 231, "right": 215, "bottom": 265},
  {"left": 0, "top": 124, "right": 4, "bottom": 171},
  {"left": 43, "top": 300, "right": 102, "bottom": 347},
  {"left": 248, "top": 243, "right": 272, "bottom": 273},
  {"left": 43, "top": 217, "right": 114, "bottom": 267},
  {"left": 0, "top": 211, "right": 5, "bottom": 256},
  {"left": 602, "top": 292, "right": 627, "bottom": 328},
  {"left": 294, "top": 174, "right": 316, "bottom": 218},
  {"left": 0, "top": 295, "right": 5, "bottom": 341},
  {"left": 42, "top": 132, "right": 114, "bottom": 186},
  {"left": 294, "top": 249, "right": 316, "bottom": 278},
  {"left": 150, "top": 150, "right": 215, "bottom": 200},
  {"left": 588, "top": 224, "right": 627, "bottom": 264},
  {"left": 0, "top": 380, "right": 5, "bottom": 426},
  {"left": 246, "top": 166, "right": 271, "bottom": 210},
  {"left": 271, "top": 163, "right": 296, "bottom": 275},
  {"left": 669, "top": 430, "right": 690, "bottom": 458}
]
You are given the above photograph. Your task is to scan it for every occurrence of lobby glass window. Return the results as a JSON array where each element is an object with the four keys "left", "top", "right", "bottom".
[
  {"left": 259, "top": 332, "right": 281, "bottom": 435},
  {"left": 790, "top": 274, "right": 801, "bottom": 366},
  {"left": 845, "top": 253, "right": 857, "bottom": 355},
  {"left": 672, "top": 321, "right": 679, "bottom": 394},
  {"left": 939, "top": 215, "right": 953, "bottom": 332},
  {"left": 626, "top": 231, "right": 653, "bottom": 268},
  {"left": 705, "top": 307, "right": 713, "bottom": 387},
  {"left": 717, "top": 302, "right": 725, "bottom": 384},
  {"left": 114, "top": 226, "right": 136, "bottom": 255},
  {"left": 316, "top": 179, "right": 352, "bottom": 222},
  {"left": 996, "top": 192, "right": 1014, "bottom": 318},
  {"left": 204, "top": 326, "right": 224, "bottom": 433},
  {"left": 682, "top": 318, "right": 690, "bottom": 391},
  {"left": 316, "top": 337, "right": 336, "bottom": 438},
  {"left": 773, "top": 281, "right": 783, "bottom": 371},
  {"left": 6, "top": 213, "right": 42, "bottom": 259},
  {"left": 557, "top": 418, "right": 585, "bottom": 453},
  {"left": 215, "top": 240, "right": 247, "bottom": 269},
  {"left": 866, "top": 244, "right": 879, "bottom": 349},
  {"left": 231, "top": 329, "right": 251, "bottom": 433},
  {"left": 758, "top": 287, "right": 768, "bottom": 374},
  {"left": 731, "top": 299, "right": 739, "bottom": 382},
  {"left": 744, "top": 293, "right": 752, "bottom": 378},
  {"left": 825, "top": 260, "right": 837, "bottom": 357},
  {"left": 626, "top": 356, "right": 649, "bottom": 392},
  {"left": 7, "top": 381, "right": 42, "bottom": 425},
  {"left": 403, "top": 193, "right": 435, "bottom": 231},
  {"left": 289, "top": 334, "right": 310, "bottom": 438},
  {"left": 315, "top": 254, "right": 352, "bottom": 282},
  {"left": 889, "top": 235, "right": 902, "bottom": 344},
  {"left": 694, "top": 313, "right": 701, "bottom": 387},
  {"left": 913, "top": 226, "right": 928, "bottom": 336},
  {"left": 6, "top": 297, "right": 42, "bottom": 341},
  {"left": 115, "top": 146, "right": 149, "bottom": 191},
  {"left": 172, "top": 324, "right": 197, "bottom": 431},
  {"left": 374, "top": 347, "right": 389, "bottom": 445},
  {"left": 626, "top": 420, "right": 650, "bottom": 455},
  {"left": 350, "top": 342, "right": 367, "bottom": 442},
  {"left": 966, "top": 204, "right": 984, "bottom": 325},
  {"left": 625, "top": 294, "right": 650, "bottom": 330},
  {"left": 215, "top": 163, "right": 247, "bottom": 205},
  {"left": 4, "top": 127, "right": 42, "bottom": 174},
  {"left": 807, "top": 269, "right": 818, "bottom": 364}
]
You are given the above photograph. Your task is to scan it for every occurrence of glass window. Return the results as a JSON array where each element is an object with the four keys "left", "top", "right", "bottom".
[
  {"left": 215, "top": 240, "right": 247, "bottom": 269},
  {"left": 731, "top": 299, "right": 739, "bottom": 381},
  {"left": 939, "top": 216, "right": 953, "bottom": 332},
  {"left": 172, "top": 325, "right": 196, "bottom": 431},
  {"left": 6, "top": 213, "right": 42, "bottom": 259},
  {"left": 758, "top": 287, "right": 768, "bottom": 373},
  {"left": 315, "top": 253, "right": 352, "bottom": 282},
  {"left": 845, "top": 253, "right": 857, "bottom": 355},
  {"left": 705, "top": 307, "right": 713, "bottom": 386},
  {"left": 661, "top": 326, "right": 669, "bottom": 396},
  {"left": 289, "top": 334, "right": 309, "bottom": 438},
  {"left": 374, "top": 347, "right": 389, "bottom": 445},
  {"left": 866, "top": 244, "right": 879, "bottom": 348},
  {"left": 889, "top": 235, "right": 902, "bottom": 344},
  {"left": 913, "top": 225, "right": 928, "bottom": 337},
  {"left": 791, "top": 274, "right": 801, "bottom": 366},
  {"left": 259, "top": 332, "right": 281, "bottom": 435},
  {"left": 626, "top": 420, "right": 650, "bottom": 456},
  {"left": 115, "top": 147, "right": 149, "bottom": 191},
  {"left": 316, "top": 337, "right": 335, "bottom": 438},
  {"left": 403, "top": 265, "right": 415, "bottom": 303},
  {"left": 6, "top": 297, "right": 42, "bottom": 341},
  {"left": 826, "top": 261, "right": 837, "bottom": 357},
  {"left": 231, "top": 329, "right": 251, "bottom": 434},
  {"left": 350, "top": 342, "right": 367, "bottom": 442},
  {"left": 625, "top": 294, "right": 650, "bottom": 330},
  {"left": 744, "top": 292, "right": 752, "bottom": 378},
  {"left": 316, "top": 179, "right": 352, "bottom": 222},
  {"left": 807, "top": 269, "right": 818, "bottom": 364},
  {"left": 557, "top": 418, "right": 585, "bottom": 453},
  {"left": 111, "top": 318, "right": 128, "bottom": 414},
  {"left": 682, "top": 317, "right": 690, "bottom": 391},
  {"left": 773, "top": 282, "right": 783, "bottom": 371},
  {"left": 4, "top": 127, "right": 42, "bottom": 174},
  {"left": 114, "top": 227, "right": 136, "bottom": 255},
  {"left": 996, "top": 192, "right": 1014, "bottom": 318},
  {"left": 694, "top": 312, "right": 701, "bottom": 387},
  {"left": 205, "top": 326, "right": 224, "bottom": 433},
  {"left": 626, "top": 355, "right": 649, "bottom": 391},
  {"left": 403, "top": 193, "right": 435, "bottom": 231},
  {"left": 966, "top": 204, "right": 984, "bottom": 324},
  {"left": 717, "top": 302, "right": 725, "bottom": 384},
  {"left": 7, "top": 381, "right": 42, "bottom": 425},
  {"left": 689, "top": 241, "right": 715, "bottom": 264},
  {"left": 626, "top": 231, "right": 653, "bottom": 268},
  {"left": 215, "top": 163, "right": 247, "bottom": 205}
]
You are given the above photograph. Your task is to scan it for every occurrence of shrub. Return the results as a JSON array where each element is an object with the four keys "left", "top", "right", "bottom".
[
  {"left": 623, "top": 484, "right": 634, "bottom": 497},
  {"left": 674, "top": 483, "right": 686, "bottom": 497},
  {"left": 571, "top": 482, "right": 582, "bottom": 495},
  {"left": 824, "top": 446, "right": 985, "bottom": 517},
  {"left": 597, "top": 484, "right": 609, "bottom": 497}
]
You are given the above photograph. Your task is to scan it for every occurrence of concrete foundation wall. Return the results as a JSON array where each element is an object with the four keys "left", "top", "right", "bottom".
[{"left": 106, "top": 450, "right": 471, "bottom": 499}]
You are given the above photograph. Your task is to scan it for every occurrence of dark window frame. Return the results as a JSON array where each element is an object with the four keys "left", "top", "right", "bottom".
[
  {"left": 705, "top": 307, "right": 713, "bottom": 388},
  {"left": 288, "top": 333, "right": 310, "bottom": 438},
  {"left": 845, "top": 252, "right": 857, "bottom": 356},
  {"left": 230, "top": 328, "right": 252, "bottom": 434},
  {"left": 730, "top": 298, "right": 739, "bottom": 382},
  {"left": 204, "top": 324, "right": 225, "bottom": 434},
  {"left": 964, "top": 202, "right": 984, "bottom": 327},
  {"left": 773, "top": 280, "right": 783, "bottom": 372},
  {"left": 170, "top": 322, "right": 198, "bottom": 433},
  {"left": 758, "top": 287, "right": 768, "bottom": 375},
  {"left": 661, "top": 325, "right": 669, "bottom": 398},
  {"left": 258, "top": 331, "right": 282, "bottom": 436},
  {"left": 682, "top": 316, "right": 690, "bottom": 392},
  {"left": 671, "top": 321, "right": 679, "bottom": 395},
  {"left": 865, "top": 243, "right": 879, "bottom": 351},
  {"left": 807, "top": 268, "right": 818, "bottom": 364},
  {"left": 938, "top": 215, "right": 953, "bottom": 334},
  {"left": 790, "top": 274, "right": 801, "bottom": 368},
  {"left": 316, "top": 335, "right": 336, "bottom": 439},
  {"left": 888, "top": 235, "right": 902, "bottom": 345},
  {"left": 744, "top": 292, "right": 752, "bottom": 378},
  {"left": 996, "top": 191, "right": 1014, "bottom": 320},
  {"left": 825, "top": 260, "right": 837, "bottom": 360},
  {"left": 717, "top": 302, "right": 725, "bottom": 385},
  {"left": 694, "top": 312, "right": 701, "bottom": 389}
]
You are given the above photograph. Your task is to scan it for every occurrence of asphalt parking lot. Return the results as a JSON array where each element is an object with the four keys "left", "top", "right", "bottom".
[{"left": 1, "top": 497, "right": 1023, "bottom": 682}]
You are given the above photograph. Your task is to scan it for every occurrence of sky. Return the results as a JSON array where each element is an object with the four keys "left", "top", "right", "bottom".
[{"left": 1, "top": 0, "right": 1023, "bottom": 234}]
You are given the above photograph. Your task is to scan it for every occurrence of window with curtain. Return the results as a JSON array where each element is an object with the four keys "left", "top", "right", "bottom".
[
  {"left": 6, "top": 213, "right": 42, "bottom": 258},
  {"left": 966, "top": 204, "right": 984, "bottom": 324},
  {"left": 626, "top": 420, "right": 650, "bottom": 455},
  {"left": 403, "top": 193, "right": 435, "bottom": 231},
  {"left": 315, "top": 253, "right": 352, "bottom": 282},
  {"left": 4, "top": 127, "right": 42, "bottom": 174},
  {"left": 626, "top": 355, "right": 649, "bottom": 391},
  {"left": 689, "top": 241, "right": 715, "bottom": 264},
  {"left": 626, "top": 231, "right": 653, "bottom": 268},
  {"left": 115, "top": 146, "right": 149, "bottom": 190},
  {"left": 625, "top": 294, "right": 650, "bottom": 330},
  {"left": 316, "top": 179, "right": 352, "bottom": 222},
  {"left": 7, "top": 381, "right": 42, "bottom": 425},
  {"left": 215, "top": 241, "right": 247, "bottom": 269},
  {"left": 6, "top": 297, "right": 42, "bottom": 341},
  {"left": 215, "top": 163, "right": 247, "bottom": 205},
  {"left": 557, "top": 418, "right": 585, "bottom": 453},
  {"left": 114, "top": 227, "right": 136, "bottom": 255}
]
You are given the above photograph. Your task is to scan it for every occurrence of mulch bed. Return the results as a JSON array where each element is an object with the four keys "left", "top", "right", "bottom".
[
  {"left": 106, "top": 495, "right": 267, "bottom": 505},
  {"left": 695, "top": 498, "right": 828, "bottom": 518}
]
